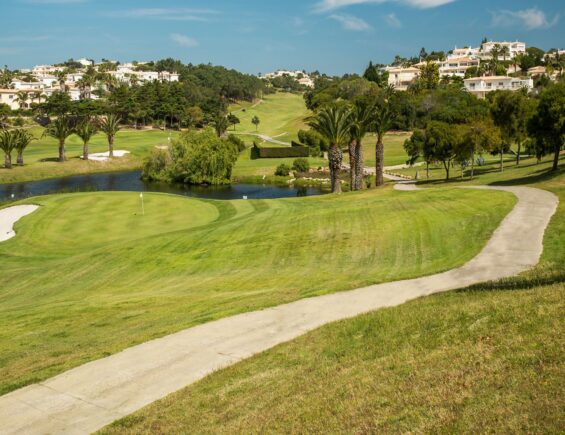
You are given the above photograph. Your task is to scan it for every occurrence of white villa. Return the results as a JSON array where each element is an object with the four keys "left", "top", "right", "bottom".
[
  {"left": 0, "top": 89, "right": 46, "bottom": 110},
  {"left": 480, "top": 41, "right": 526, "bottom": 60},
  {"left": 386, "top": 66, "right": 420, "bottom": 90},
  {"left": 447, "top": 47, "right": 480, "bottom": 60},
  {"left": 261, "top": 70, "right": 314, "bottom": 88},
  {"left": 463, "top": 76, "right": 533, "bottom": 98}
]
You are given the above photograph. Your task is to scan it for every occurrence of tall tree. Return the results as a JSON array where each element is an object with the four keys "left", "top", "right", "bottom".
[
  {"left": 213, "top": 114, "right": 229, "bottom": 137},
  {"left": 348, "top": 102, "right": 372, "bottom": 190},
  {"left": 424, "top": 121, "right": 461, "bottom": 180},
  {"left": 227, "top": 113, "right": 240, "bottom": 131},
  {"left": 15, "top": 91, "right": 29, "bottom": 110},
  {"left": 462, "top": 120, "right": 502, "bottom": 178},
  {"left": 42, "top": 116, "right": 75, "bottom": 162},
  {"left": 98, "top": 113, "right": 121, "bottom": 158},
  {"left": 371, "top": 93, "right": 394, "bottom": 187},
  {"left": 14, "top": 128, "right": 35, "bottom": 166},
  {"left": 489, "top": 90, "right": 536, "bottom": 166},
  {"left": 308, "top": 106, "right": 352, "bottom": 194},
  {"left": 75, "top": 118, "right": 98, "bottom": 161},
  {"left": 528, "top": 83, "right": 565, "bottom": 171}
]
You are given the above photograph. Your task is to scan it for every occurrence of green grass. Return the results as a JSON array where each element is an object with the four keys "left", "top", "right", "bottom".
[
  {"left": 101, "top": 163, "right": 564, "bottom": 434},
  {"left": 230, "top": 92, "right": 310, "bottom": 143},
  {"left": 0, "top": 187, "right": 514, "bottom": 395},
  {"left": 0, "top": 128, "right": 178, "bottom": 184}
]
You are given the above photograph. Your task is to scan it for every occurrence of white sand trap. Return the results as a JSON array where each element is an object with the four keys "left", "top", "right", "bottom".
[
  {"left": 82, "top": 150, "right": 130, "bottom": 161},
  {"left": 0, "top": 205, "right": 39, "bottom": 242}
]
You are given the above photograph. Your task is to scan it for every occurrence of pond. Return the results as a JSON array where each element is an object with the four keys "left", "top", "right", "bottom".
[{"left": 0, "top": 171, "right": 324, "bottom": 202}]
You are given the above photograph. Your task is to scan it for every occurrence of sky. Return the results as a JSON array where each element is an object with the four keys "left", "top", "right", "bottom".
[{"left": 0, "top": 0, "right": 564, "bottom": 75}]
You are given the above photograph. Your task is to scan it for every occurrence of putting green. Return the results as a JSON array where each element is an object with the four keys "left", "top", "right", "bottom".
[{"left": 0, "top": 186, "right": 514, "bottom": 394}]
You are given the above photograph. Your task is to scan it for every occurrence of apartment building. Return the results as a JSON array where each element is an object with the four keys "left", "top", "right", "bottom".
[{"left": 463, "top": 76, "right": 533, "bottom": 98}]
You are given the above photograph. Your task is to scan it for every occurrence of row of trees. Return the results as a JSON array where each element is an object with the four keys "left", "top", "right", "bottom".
[
  {"left": 304, "top": 79, "right": 564, "bottom": 192},
  {"left": 0, "top": 129, "right": 35, "bottom": 168}
]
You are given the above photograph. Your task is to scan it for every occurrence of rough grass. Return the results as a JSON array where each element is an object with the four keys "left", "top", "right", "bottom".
[
  {"left": 101, "top": 164, "right": 564, "bottom": 434},
  {"left": 0, "top": 187, "right": 514, "bottom": 395}
]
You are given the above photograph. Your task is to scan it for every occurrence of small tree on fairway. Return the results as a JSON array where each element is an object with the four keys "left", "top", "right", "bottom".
[
  {"left": 463, "top": 120, "right": 502, "bottom": 178},
  {"left": 227, "top": 113, "right": 240, "bottom": 131},
  {"left": 308, "top": 106, "right": 352, "bottom": 194},
  {"left": 424, "top": 121, "right": 460, "bottom": 180},
  {"left": 75, "top": 118, "right": 98, "bottom": 161},
  {"left": 98, "top": 114, "right": 121, "bottom": 158},
  {"left": 528, "top": 83, "right": 565, "bottom": 171},
  {"left": 42, "top": 116, "right": 75, "bottom": 162},
  {"left": 0, "top": 130, "right": 17, "bottom": 168},
  {"left": 14, "top": 128, "right": 36, "bottom": 166},
  {"left": 251, "top": 115, "right": 260, "bottom": 131},
  {"left": 403, "top": 129, "right": 430, "bottom": 178}
]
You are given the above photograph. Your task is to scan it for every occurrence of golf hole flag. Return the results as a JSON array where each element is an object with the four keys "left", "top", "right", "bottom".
[{"left": 140, "top": 192, "right": 145, "bottom": 215}]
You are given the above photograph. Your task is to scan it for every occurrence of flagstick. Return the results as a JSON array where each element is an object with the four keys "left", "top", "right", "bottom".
[{"left": 140, "top": 192, "right": 145, "bottom": 216}]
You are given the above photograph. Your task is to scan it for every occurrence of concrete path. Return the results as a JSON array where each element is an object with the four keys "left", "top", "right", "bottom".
[
  {"left": 232, "top": 132, "right": 291, "bottom": 146},
  {"left": 0, "top": 185, "right": 558, "bottom": 434},
  {"left": 0, "top": 205, "right": 39, "bottom": 242}
]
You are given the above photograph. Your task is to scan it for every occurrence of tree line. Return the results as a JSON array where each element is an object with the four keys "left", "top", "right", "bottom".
[{"left": 304, "top": 75, "right": 564, "bottom": 193}]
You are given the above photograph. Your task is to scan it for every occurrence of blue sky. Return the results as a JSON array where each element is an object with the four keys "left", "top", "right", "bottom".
[{"left": 0, "top": 0, "right": 563, "bottom": 75}]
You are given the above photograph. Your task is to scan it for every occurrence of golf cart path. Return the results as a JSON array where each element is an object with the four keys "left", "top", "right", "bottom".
[
  {"left": 0, "top": 205, "right": 39, "bottom": 242},
  {"left": 232, "top": 131, "right": 291, "bottom": 146},
  {"left": 0, "top": 183, "right": 558, "bottom": 435}
]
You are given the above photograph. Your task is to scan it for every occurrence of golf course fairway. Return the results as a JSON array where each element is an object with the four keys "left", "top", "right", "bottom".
[{"left": 0, "top": 187, "right": 515, "bottom": 395}]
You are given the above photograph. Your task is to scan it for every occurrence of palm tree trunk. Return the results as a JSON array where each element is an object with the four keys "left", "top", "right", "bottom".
[
  {"left": 59, "top": 139, "right": 65, "bottom": 162},
  {"left": 375, "top": 134, "right": 384, "bottom": 187},
  {"left": 354, "top": 140, "right": 364, "bottom": 190},
  {"left": 426, "top": 161, "right": 429, "bottom": 179},
  {"left": 17, "top": 151, "right": 23, "bottom": 166},
  {"left": 4, "top": 153, "right": 12, "bottom": 169},
  {"left": 109, "top": 136, "right": 114, "bottom": 158},
  {"left": 328, "top": 144, "right": 343, "bottom": 194},
  {"left": 500, "top": 150, "right": 504, "bottom": 172},
  {"left": 83, "top": 142, "right": 89, "bottom": 161},
  {"left": 552, "top": 144, "right": 560, "bottom": 171},
  {"left": 348, "top": 139, "right": 356, "bottom": 190}
]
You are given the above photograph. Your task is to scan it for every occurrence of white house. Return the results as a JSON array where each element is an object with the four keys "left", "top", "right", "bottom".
[
  {"left": 77, "top": 58, "right": 94, "bottom": 67},
  {"left": 438, "top": 57, "right": 480, "bottom": 78},
  {"left": 0, "top": 89, "right": 44, "bottom": 109},
  {"left": 10, "top": 79, "right": 44, "bottom": 90},
  {"left": 386, "top": 66, "right": 420, "bottom": 90},
  {"left": 480, "top": 41, "right": 526, "bottom": 60},
  {"left": 464, "top": 76, "right": 533, "bottom": 98},
  {"left": 448, "top": 47, "right": 480, "bottom": 60},
  {"left": 158, "top": 71, "right": 180, "bottom": 82}
]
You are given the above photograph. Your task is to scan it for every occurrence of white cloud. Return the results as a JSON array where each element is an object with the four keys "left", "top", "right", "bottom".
[
  {"left": 315, "top": 0, "right": 455, "bottom": 13},
  {"left": 330, "top": 13, "right": 372, "bottom": 31},
  {"left": 110, "top": 8, "right": 218, "bottom": 22},
  {"left": 491, "top": 8, "right": 559, "bottom": 30},
  {"left": 170, "top": 34, "right": 199, "bottom": 48},
  {"left": 385, "top": 13, "right": 402, "bottom": 27}
]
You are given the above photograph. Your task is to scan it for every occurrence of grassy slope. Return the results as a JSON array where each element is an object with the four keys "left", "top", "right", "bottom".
[
  {"left": 0, "top": 128, "right": 177, "bottom": 184},
  {"left": 231, "top": 92, "right": 309, "bottom": 143},
  {"left": 102, "top": 162, "right": 564, "bottom": 434},
  {"left": 0, "top": 187, "right": 514, "bottom": 395}
]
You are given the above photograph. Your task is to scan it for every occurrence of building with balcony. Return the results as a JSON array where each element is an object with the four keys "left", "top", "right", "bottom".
[{"left": 463, "top": 76, "right": 533, "bottom": 98}]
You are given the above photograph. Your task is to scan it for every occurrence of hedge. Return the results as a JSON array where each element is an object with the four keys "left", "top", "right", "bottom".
[{"left": 251, "top": 145, "right": 310, "bottom": 159}]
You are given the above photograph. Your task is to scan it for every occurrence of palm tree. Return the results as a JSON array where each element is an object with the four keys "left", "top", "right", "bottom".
[
  {"left": 0, "top": 129, "right": 17, "bottom": 168},
  {"left": 372, "top": 97, "right": 393, "bottom": 187},
  {"left": 14, "top": 128, "right": 35, "bottom": 165},
  {"left": 42, "top": 116, "right": 75, "bottom": 162},
  {"left": 348, "top": 102, "right": 372, "bottom": 190},
  {"left": 213, "top": 114, "right": 229, "bottom": 137},
  {"left": 55, "top": 70, "right": 67, "bottom": 92},
  {"left": 307, "top": 106, "right": 352, "bottom": 194},
  {"left": 15, "top": 91, "right": 29, "bottom": 110},
  {"left": 75, "top": 118, "right": 98, "bottom": 160},
  {"left": 98, "top": 114, "right": 121, "bottom": 158},
  {"left": 500, "top": 45, "right": 510, "bottom": 62},
  {"left": 31, "top": 91, "right": 43, "bottom": 105}
]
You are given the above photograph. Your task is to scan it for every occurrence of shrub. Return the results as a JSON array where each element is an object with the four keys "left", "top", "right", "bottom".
[
  {"left": 292, "top": 158, "right": 310, "bottom": 172},
  {"left": 255, "top": 146, "right": 309, "bottom": 158},
  {"left": 227, "top": 134, "right": 246, "bottom": 152},
  {"left": 141, "top": 149, "right": 171, "bottom": 181},
  {"left": 275, "top": 163, "right": 291, "bottom": 176}
]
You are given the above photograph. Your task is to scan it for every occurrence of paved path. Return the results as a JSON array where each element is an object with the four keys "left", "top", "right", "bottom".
[
  {"left": 232, "top": 132, "right": 291, "bottom": 146},
  {"left": 0, "top": 185, "right": 558, "bottom": 434},
  {"left": 0, "top": 205, "right": 39, "bottom": 242}
]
